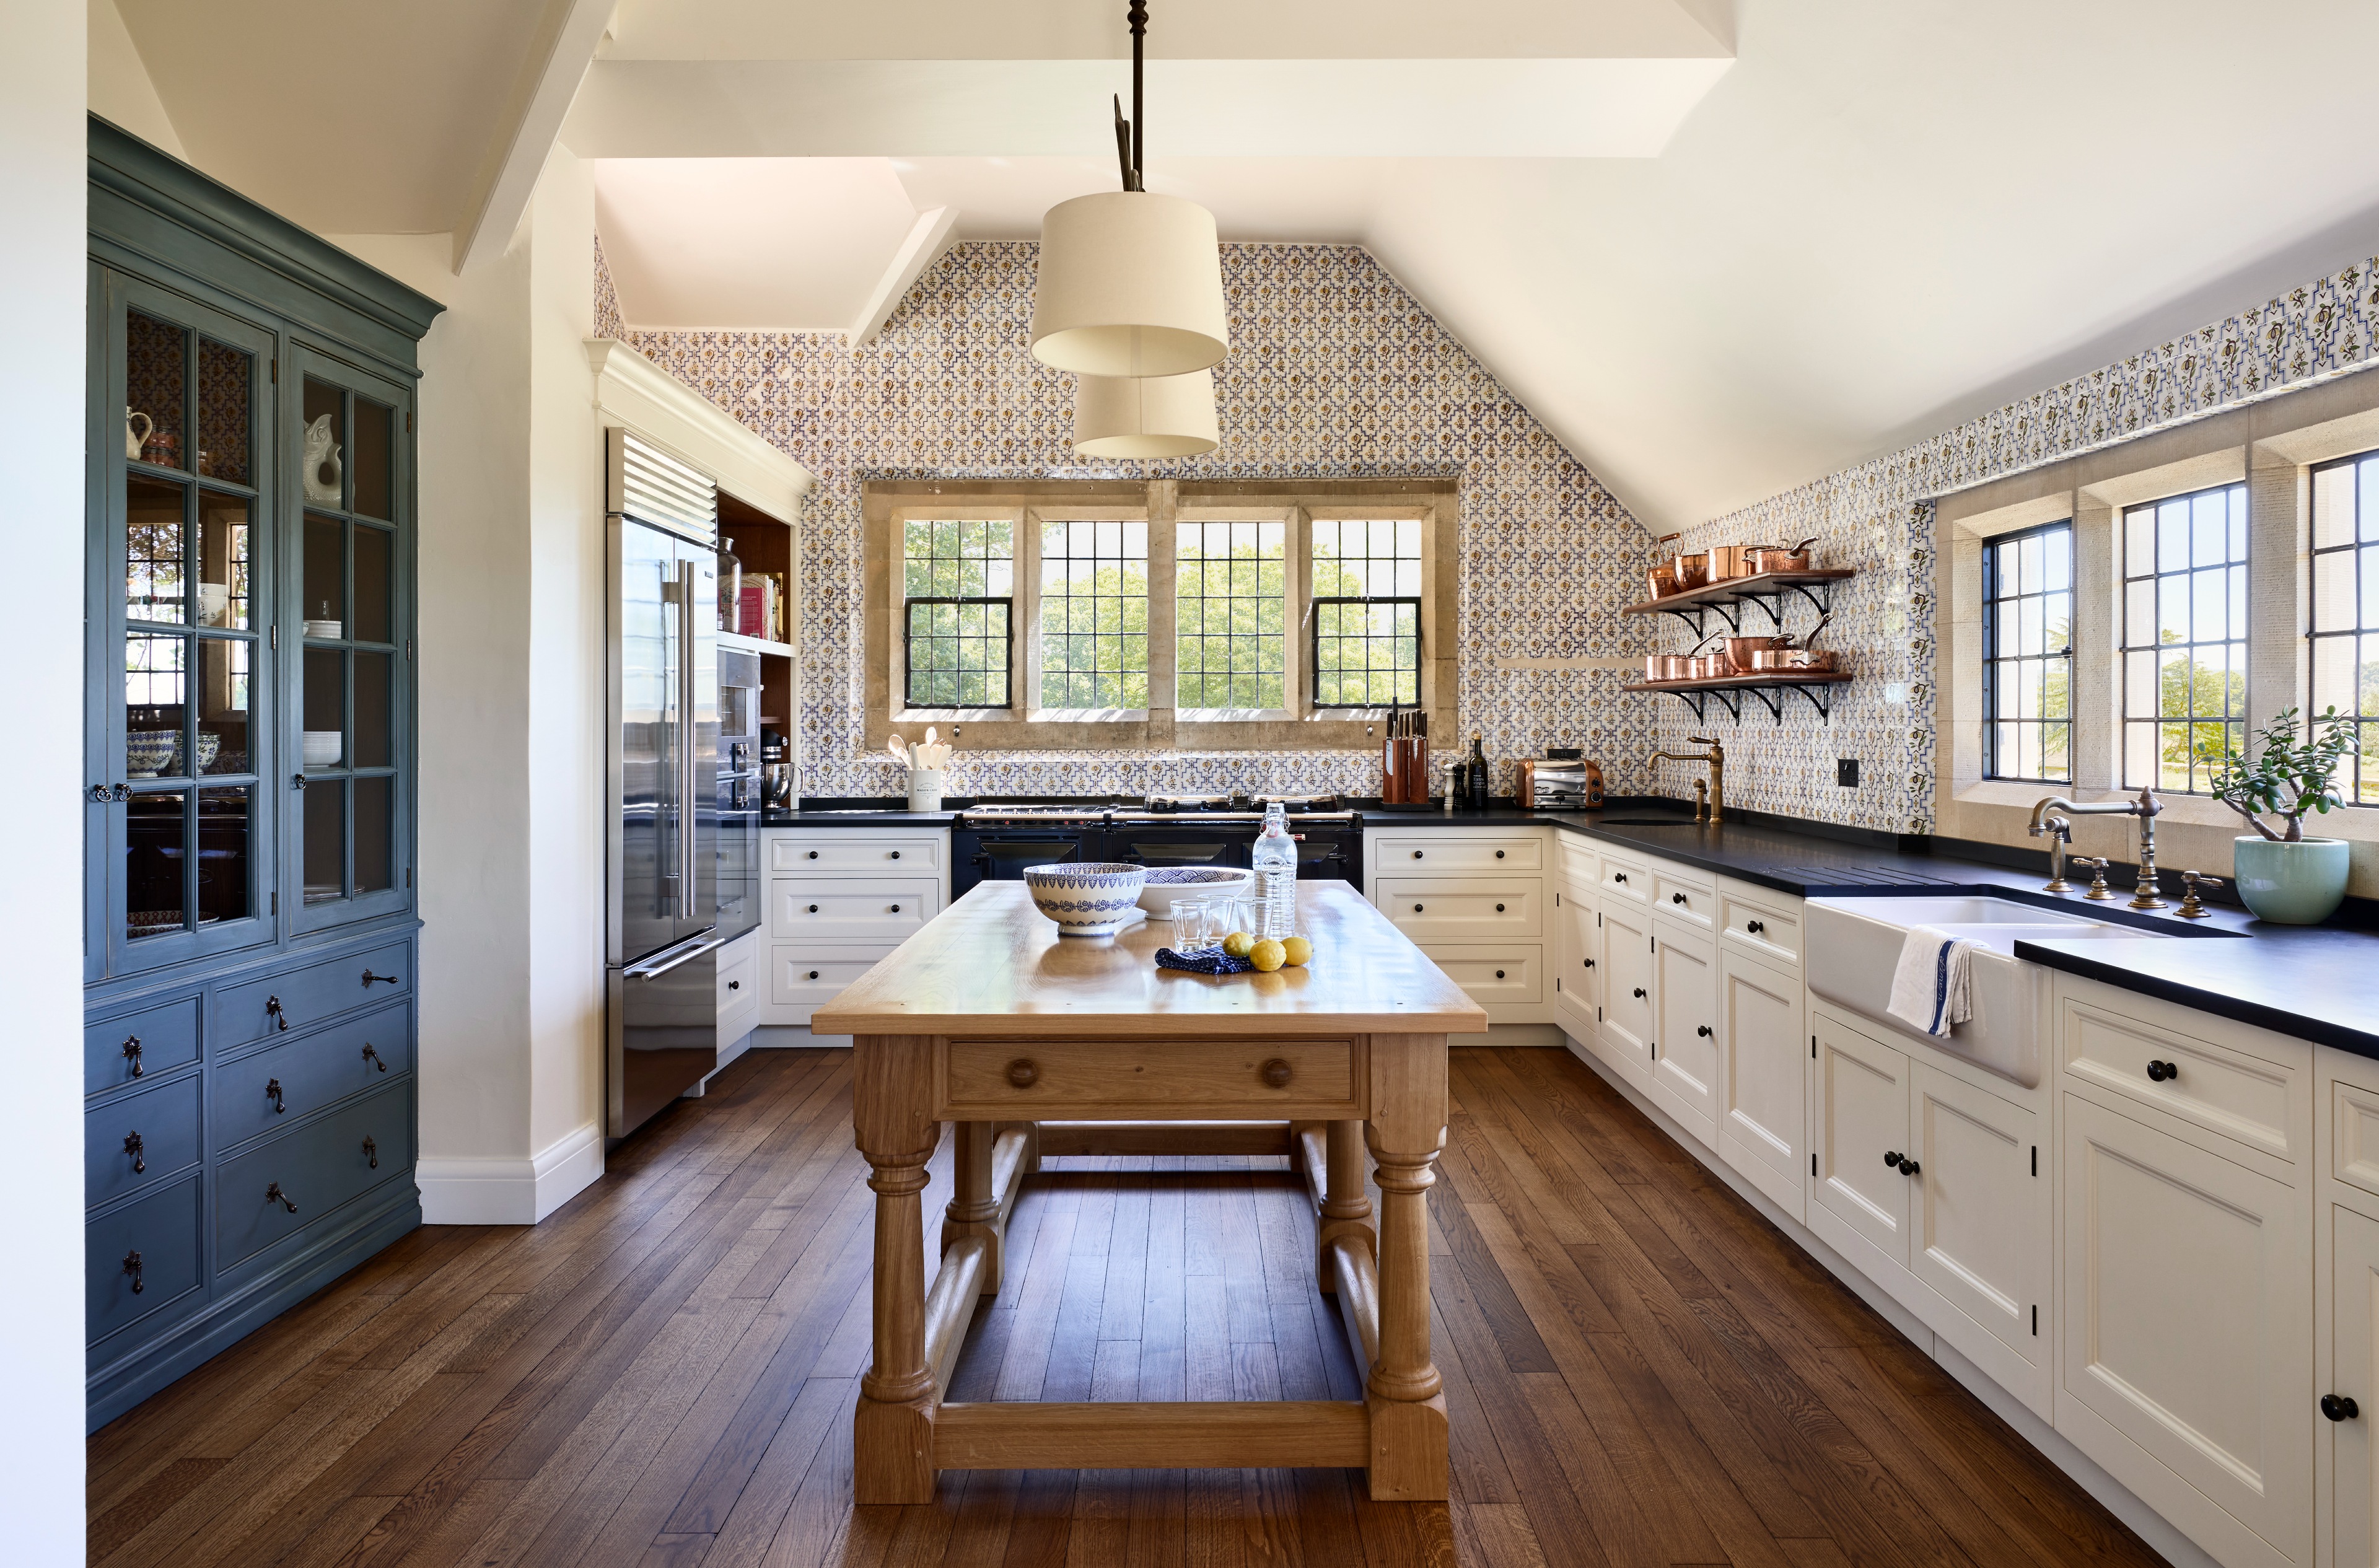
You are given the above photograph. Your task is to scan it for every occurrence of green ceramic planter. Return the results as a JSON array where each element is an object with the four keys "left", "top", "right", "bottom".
[{"left": 2231, "top": 836, "right": 2351, "bottom": 924}]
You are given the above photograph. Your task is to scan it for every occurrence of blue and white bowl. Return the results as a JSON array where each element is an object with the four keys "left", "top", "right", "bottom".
[
  {"left": 1022, "top": 862, "right": 1149, "bottom": 937},
  {"left": 126, "top": 730, "right": 177, "bottom": 778},
  {"left": 1134, "top": 865, "right": 1255, "bottom": 916}
]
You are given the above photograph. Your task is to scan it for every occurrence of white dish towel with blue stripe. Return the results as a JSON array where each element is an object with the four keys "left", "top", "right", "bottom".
[{"left": 1886, "top": 924, "right": 1977, "bottom": 1038}]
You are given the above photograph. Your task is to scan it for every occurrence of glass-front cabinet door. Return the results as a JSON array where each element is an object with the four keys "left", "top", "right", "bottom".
[
  {"left": 286, "top": 346, "right": 412, "bottom": 932},
  {"left": 90, "top": 272, "right": 277, "bottom": 979}
]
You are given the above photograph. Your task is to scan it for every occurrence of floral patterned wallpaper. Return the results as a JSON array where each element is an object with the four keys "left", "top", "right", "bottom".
[
  {"left": 1657, "top": 258, "right": 2379, "bottom": 834},
  {"left": 615, "top": 242, "right": 1656, "bottom": 800}
]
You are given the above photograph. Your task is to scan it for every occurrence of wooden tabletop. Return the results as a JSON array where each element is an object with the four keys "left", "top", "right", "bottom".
[{"left": 809, "top": 880, "right": 1489, "bottom": 1038}]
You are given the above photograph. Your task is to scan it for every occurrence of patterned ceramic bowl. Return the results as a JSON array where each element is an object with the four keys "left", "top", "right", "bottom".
[
  {"left": 1022, "top": 862, "right": 1149, "bottom": 937},
  {"left": 126, "top": 730, "right": 177, "bottom": 778},
  {"left": 1133, "top": 865, "right": 1255, "bottom": 916}
]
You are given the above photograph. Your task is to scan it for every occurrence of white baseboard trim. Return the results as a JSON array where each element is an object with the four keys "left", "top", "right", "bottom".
[
  {"left": 1555, "top": 1032, "right": 2219, "bottom": 1568},
  {"left": 416, "top": 1119, "right": 605, "bottom": 1226}
]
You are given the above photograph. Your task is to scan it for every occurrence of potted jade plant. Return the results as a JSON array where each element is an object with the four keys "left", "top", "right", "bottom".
[{"left": 2207, "top": 706, "right": 2359, "bottom": 924}]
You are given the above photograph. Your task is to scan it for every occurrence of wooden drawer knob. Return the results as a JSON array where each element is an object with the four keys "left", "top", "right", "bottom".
[
  {"left": 1006, "top": 1059, "right": 1039, "bottom": 1088},
  {"left": 1261, "top": 1058, "right": 1294, "bottom": 1088}
]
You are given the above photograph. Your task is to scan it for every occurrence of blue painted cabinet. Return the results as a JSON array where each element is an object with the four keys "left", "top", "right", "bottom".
[{"left": 83, "top": 116, "right": 443, "bottom": 1429}]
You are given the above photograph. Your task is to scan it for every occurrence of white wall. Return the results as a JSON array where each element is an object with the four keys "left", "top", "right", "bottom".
[
  {"left": 87, "top": 0, "right": 179, "bottom": 157},
  {"left": 330, "top": 149, "right": 607, "bottom": 1224},
  {"left": 4, "top": 2, "right": 89, "bottom": 1556}
]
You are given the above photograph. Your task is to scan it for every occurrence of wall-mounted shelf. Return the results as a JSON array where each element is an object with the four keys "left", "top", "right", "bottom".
[
  {"left": 721, "top": 631, "right": 795, "bottom": 660},
  {"left": 1621, "top": 669, "right": 1853, "bottom": 724},
  {"left": 1621, "top": 568, "right": 1855, "bottom": 634}
]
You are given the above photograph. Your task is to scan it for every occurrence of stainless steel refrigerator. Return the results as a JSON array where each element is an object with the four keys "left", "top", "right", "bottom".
[{"left": 605, "top": 430, "right": 757, "bottom": 1139}]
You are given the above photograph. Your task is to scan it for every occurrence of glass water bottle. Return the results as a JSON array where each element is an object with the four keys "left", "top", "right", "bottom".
[{"left": 1253, "top": 802, "right": 1299, "bottom": 939}]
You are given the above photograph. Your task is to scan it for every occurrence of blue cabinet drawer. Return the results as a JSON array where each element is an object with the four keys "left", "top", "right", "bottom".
[
  {"left": 86, "top": 996, "right": 201, "bottom": 1095},
  {"left": 217, "top": 1080, "right": 414, "bottom": 1268},
  {"left": 86, "top": 1075, "right": 202, "bottom": 1209},
  {"left": 214, "top": 940, "right": 410, "bottom": 1048},
  {"left": 215, "top": 1000, "right": 411, "bottom": 1150},
  {"left": 88, "top": 1175, "right": 204, "bottom": 1342}
]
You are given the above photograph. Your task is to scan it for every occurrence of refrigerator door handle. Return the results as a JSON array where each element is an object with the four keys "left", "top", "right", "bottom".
[
  {"left": 623, "top": 930, "right": 726, "bottom": 981},
  {"left": 676, "top": 563, "right": 700, "bottom": 922}
]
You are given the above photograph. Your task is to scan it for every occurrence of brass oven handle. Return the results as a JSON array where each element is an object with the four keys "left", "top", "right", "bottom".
[{"left": 1006, "top": 1059, "right": 1039, "bottom": 1088}]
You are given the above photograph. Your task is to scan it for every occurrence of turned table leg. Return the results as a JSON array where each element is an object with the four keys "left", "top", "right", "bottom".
[
  {"left": 1317, "top": 1118, "right": 1375, "bottom": 1289},
  {"left": 1365, "top": 1033, "right": 1450, "bottom": 1502},
  {"left": 853, "top": 1033, "right": 941, "bottom": 1504},
  {"left": 945, "top": 1121, "right": 1005, "bottom": 1293}
]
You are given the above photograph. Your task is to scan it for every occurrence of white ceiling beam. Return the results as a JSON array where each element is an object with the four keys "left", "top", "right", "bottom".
[
  {"left": 454, "top": 0, "right": 617, "bottom": 273},
  {"left": 847, "top": 206, "right": 960, "bottom": 346}
]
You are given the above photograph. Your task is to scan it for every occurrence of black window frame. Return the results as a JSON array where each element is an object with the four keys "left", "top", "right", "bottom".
[
  {"left": 2119, "top": 480, "right": 2250, "bottom": 795},
  {"left": 1308, "top": 595, "right": 1424, "bottom": 710},
  {"left": 902, "top": 595, "right": 1014, "bottom": 710},
  {"left": 1980, "top": 519, "right": 2074, "bottom": 784},
  {"left": 2308, "top": 447, "right": 2379, "bottom": 805}
]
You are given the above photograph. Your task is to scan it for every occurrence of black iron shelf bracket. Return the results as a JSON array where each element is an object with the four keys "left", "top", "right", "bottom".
[
  {"left": 1651, "top": 577, "right": 1838, "bottom": 637},
  {"left": 1650, "top": 679, "right": 1835, "bottom": 727}
]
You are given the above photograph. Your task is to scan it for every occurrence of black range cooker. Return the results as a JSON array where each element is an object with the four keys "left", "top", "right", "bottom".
[{"left": 952, "top": 792, "right": 1364, "bottom": 898}]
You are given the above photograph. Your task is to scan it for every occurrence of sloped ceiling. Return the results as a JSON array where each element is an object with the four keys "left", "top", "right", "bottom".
[{"left": 115, "top": 0, "right": 2379, "bottom": 529}]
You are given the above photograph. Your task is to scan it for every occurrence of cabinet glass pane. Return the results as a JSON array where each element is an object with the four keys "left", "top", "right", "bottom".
[
  {"left": 304, "top": 514, "right": 345, "bottom": 635},
  {"left": 196, "top": 786, "right": 252, "bottom": 923},
  {"left": 126, "top": 792, "right": 187, "bottom": 937},
  {"left": 302, "top": 379, "right": 344, "bottom": 510},
  {"left": 354, "top": 776, "right": 392, "bottom": 893},
  {"left": 354, "top": 525, "right": 392, "bottom": 644},
  {"left": 125, "top": 311, "right": 186, "bottom": 470},
  {"left": 303, "top": 647, "right": 346, "bottom": 768},
  {"left": 196, "top": 494, "right": 251, "bottom": 630},
  {"left": 304, "top": 781, "right": 344, "bottom": 903},
  {"left": 198, "top": 637, "right": 252, "bottom": 776},
  {"left": 126, "top": 633, "right": 186, "bottom": 779},
  {"left": 127, "top": 479, "right": 186, "bottom": 624},
  {"left": 354, "top": 650, "right": 391, "bottom": 768},
  {"left": 196, "top": 338, "right": 251, "bottom": 484},
  {"left": 353, "top": 398, "right": 392, "bottom": 519}
]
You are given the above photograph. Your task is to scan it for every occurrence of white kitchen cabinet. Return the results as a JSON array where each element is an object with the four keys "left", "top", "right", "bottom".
[
  {"left": 1908, "top": 1060, "right": 2040, "bottom": 1365},
  {"left": 2059, "top": 1090, "right": 2311, "bottom": 1568},
  {"left": 1717, "top": 948, "right": 1805, "bottom": 1219},
  {"left": 1367, "top": 828, "right": 1554, "bottom": 1026},
  {"left": 1599, "top": 899, "right": 1656, "bottom": 1084},
  {"left": 1813, "top": 1010, "right": 1913, "bottom": 1264},
  {"left": 1552, "top": 883, "right": 1601, "bottom": 1043},
  {"left": 1650, "top": 918, "right": 1719, "bottom": 1144},
  {"left": 1374, "top": 876, "right": 1544, "bottom": 941},
  {"left": 760, "top": 828, "right": 950, "bottom": 1028},
  {"left": 2328, "top": 1202, "right": 2379, "bottom": 1568}
]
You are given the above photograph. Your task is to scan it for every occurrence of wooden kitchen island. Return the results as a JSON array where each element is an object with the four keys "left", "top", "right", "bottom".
[{"left": 809, "top": 879, "right": 1487, "bottom": 1504}]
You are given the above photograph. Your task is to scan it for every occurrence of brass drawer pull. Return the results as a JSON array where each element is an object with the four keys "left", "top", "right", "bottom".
[
  {"left": 362, "top": 1042, "right": 388, "bottom": 1072},
  {"left": 124, "top": 1131, "right": 146, "bottom": 1173},
  {"left": 1260, "top": 1059, "right": 1294, "bottom": 1088},
  {"left": 1006, "top": 1059, "right": 1040, "bottom": 1088},
  {"left": 266, "top": 1181, "right": 298, "bottom": 1213}
]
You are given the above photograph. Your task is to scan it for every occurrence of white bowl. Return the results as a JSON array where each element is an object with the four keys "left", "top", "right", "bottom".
[
  {"left": 304, "top": 619, "right": 343, "bottom": 640},
  {"left": 1134, "top": 865, "right": 1255, "bottom": 916},
  {"left": 302, "top": 730, "right": 343, "bottom": 767},
  {"left": 1022, "top": 862, "right": 1148, "bottom": 937}
]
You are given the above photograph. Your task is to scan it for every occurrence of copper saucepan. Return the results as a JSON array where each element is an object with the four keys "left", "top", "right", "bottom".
[
  {"left": 1646, "top": 564, "right": 1680, "bottom": 600},
  {"left": 1670, "top": 551, "right": 1711, "bottom": 591},
  {"left": 1745, "top": 536, "right": 1821, "bottom": 574},
  {"left": 1747, "top": 647, "right": 1839, "bottom": 672},
  {"left": 1723, "top": 634, "right": 1787, "bottom": 672}
]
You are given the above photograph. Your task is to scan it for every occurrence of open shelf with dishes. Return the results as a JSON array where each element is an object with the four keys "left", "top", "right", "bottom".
[
  {"left": 717, "top": 491, "right": 800, "bottom": 803},
  {"left": 1621, "top": 567, "right": 1855, "bottom": 633},
  {"left": 1621, "top": 668, "right": 1853, "bottom": 724}
]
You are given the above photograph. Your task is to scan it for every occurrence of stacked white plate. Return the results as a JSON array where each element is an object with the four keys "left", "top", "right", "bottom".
[{"left": 302, "top": 730, "right": 343, "bottom": 767}]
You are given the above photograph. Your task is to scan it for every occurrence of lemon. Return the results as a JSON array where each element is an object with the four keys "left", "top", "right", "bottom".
[
  {"left": 1221, "top": 931, "right": 1255, "bottom": 958},
  {"left": 1281, "top": 936, "right": 1312, "bottom": 966},
  {"left": 1250, "top": 938, "right": 1286, "bottom": 972}
]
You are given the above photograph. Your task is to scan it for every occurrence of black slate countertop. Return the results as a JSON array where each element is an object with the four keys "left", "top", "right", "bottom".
[
  {"left": 2013, "top": 926, "right": 2379, "bottom": 1057},
  {"left": 761, "top": 810, "right": 958, "bottom": 826}
]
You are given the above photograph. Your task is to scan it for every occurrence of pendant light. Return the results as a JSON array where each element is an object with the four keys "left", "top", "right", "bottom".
[
  {"left": 1030, "top": 1, "right": 1229, "bottom": 379},
  {"left": 1074, "top": 368, "right": 1219, "bottom": 458}
]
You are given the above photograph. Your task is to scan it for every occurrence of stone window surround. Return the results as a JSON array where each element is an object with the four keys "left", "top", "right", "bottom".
[
  {"left": 862, "top": 477, "right": 1460, "bottom": 753},
  {"left": 1934, "top": 367, "right": 2379, "bottom": 875}
]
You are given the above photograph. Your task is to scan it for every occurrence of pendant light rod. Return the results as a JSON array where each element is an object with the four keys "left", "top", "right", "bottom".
[{"left": 1112, "top": 1, "right": 1147, "bottom": 192}]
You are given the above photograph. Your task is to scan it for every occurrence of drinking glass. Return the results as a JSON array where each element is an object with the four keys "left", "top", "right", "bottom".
[
  {"left": 1217, "top": 896, "right": 1258, "bottom": 944},
  {"left": 1170, "top": 898, "right": 1217, "bottom": 950}
]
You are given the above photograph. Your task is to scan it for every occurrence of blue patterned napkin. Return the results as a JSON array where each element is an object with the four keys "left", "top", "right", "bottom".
[{"left": 1155, "top": 945, "right": 1255, "bottom": 975}]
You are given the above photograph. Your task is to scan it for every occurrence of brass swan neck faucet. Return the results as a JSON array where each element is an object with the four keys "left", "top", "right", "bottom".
[
  {"left": 1651, "top": 735, "right": 1726, "bottom": 823},
  {"left": 2028, "top": 786, "right": 2165, "bottom": 909}
]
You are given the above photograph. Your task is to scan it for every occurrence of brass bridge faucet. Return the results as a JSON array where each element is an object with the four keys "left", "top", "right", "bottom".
[
  {"left": 2028, "top": 786, "right": 2165, "bottom": 909},
  {"left": 1651, "top": 735, "right": 1726, "bottom": 823}
]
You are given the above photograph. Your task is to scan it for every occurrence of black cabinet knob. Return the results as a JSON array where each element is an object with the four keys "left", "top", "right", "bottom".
[
  {"left": 2323, "top": 1393, "right": 2360, "bottom": 1422},
  {"left": 807, "top": 848, "right": 818, "bottom": 859},
  {"left": 123, "top": 1036, "right": 144, "bottom": 1079},
  {"left": 1672, "top": 893, "right": 1688, "bottom": 904},
  {"left": 1495, "top": 970, "right": 1506, "bottom": 979},
  {"left": 1631, "top": 987, "right": 1646, "bottom": 999},
  {"left": 124, "top": 1131, "right": 145, "bottom": 1174},
  {"left": 1414, "top": 903, "right": 1424, "bottom": 912},
  {"left": 266, "top": 995, "right": 289, "bottom": 1031},
  {"left": 1495, "top": 849, "right": 1505, "bottom": 859},
  {"left": 362, "top": 1043, "right": 388, "bottom": 1072},
  {"left": 890, "top": 903, "right": 901, "bottom": 913},
  {"left": 806, "top": 970, "right": 820, "bottom": 979},
  {"left": 1412, "top": 850, "right": 1423, "bottom": 859},
  {"left": 807, "top": 904, "right": 820, "bottom": 913},
  {"left": 1582, "top": 958, "right": 1596, "bottom": 968},
  {"left": 1901, "top": 1158, "right": 1921, "bottom": 1176},
  {"left": 266, "top": 1077, "right": 286, "bottom": 1114},
  {"left": 1613, "top": 872, "right": 1627, "bottom": 883},
  {"left": 1495, "top": 903, "right": 1505, "bottom": 913},
  {"left": 890, "top": 850, "right": 901, "bottom": 859},
  {"left": 2146, "top": 1059, "right": 2177, "bottom": 1082},
  {"left": 1885, "top": 1151, "right": 1904, "bottom": 1169},
  {"left": 728, "top": 979, "right": 740, "bottom": 991},
  {"left": 1696, "top": 1025, "right": 1712, "bottom": 1038},
  {"left": 1746, "top": 919, "right": 1765, "bottom": 934}
]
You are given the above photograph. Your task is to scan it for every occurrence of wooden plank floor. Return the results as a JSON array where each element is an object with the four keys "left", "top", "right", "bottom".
[{"left": 85, "top": 1047, "right": 2172, "bottom": 1568}]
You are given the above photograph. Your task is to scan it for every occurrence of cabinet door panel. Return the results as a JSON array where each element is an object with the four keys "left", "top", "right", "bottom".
[
  {"left": 1651, "top": 919, "right": 1719, "bottom": 1144},
  {"left": 1600, "top": 902, "right": 1655, "bottom": 1076},
  {"left": 1813, "top": 1012, "right": 1911, "bottom": 1264},
  {"left": 1909, "top": 1062, "right": 2039, "bottom": 1362},
  {"left": 1719, "top": 951, "right": 1804, "bottom": 1214},
  {"left": 2331, "top": 1203, "right": 2379, "bottom": 1568},
  {"left": 2060, "top": 1093, "right": 2309, "bottom": 1561},
  {"left": 1553, "top": 885, "right": 1601, "bottom": 1038}
]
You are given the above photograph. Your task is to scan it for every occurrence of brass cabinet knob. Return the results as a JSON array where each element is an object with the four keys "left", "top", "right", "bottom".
[
  {"left": 1006, "top": 1059, "right": 1040, "bottom": 1088},
  {"left": 1260, "top": 1058, "right": 1294, "bottom": 1088}
]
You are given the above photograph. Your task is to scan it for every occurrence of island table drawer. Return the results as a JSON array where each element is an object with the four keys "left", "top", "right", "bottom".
[
  {"left": 941, "top": 1038, "right": 1362, "bottom": 1118},
  {"left": 1374, "top": 877, "right": 1543, "bottom": 939},
  {"left": 1373, "top": 834, "right": 1543, "bottom": 874},
  {"left": 769, "top": 880, "right": 939, "bottom": 940},
  {"left": 770, "top": 833, "right": 943, "bottom": 874}
]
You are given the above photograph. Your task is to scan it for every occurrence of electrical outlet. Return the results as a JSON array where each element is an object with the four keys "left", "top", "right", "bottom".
[{"left": 1837, "top": 758, "right": 1860, "bottom": 787}]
